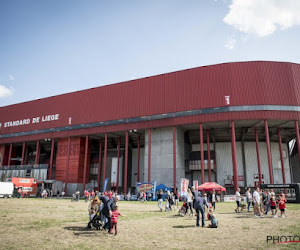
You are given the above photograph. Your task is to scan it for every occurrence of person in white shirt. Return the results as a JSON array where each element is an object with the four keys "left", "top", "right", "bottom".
[
  {"left": 253, "top": 187, "right": 263, "bottom": 218},
  {"left": 235, "top": 188, "right": 241, "bottom": 213}
]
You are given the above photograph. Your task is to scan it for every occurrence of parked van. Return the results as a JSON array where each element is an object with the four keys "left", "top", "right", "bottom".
[{"left": 0, "top": 182, "right": 14, "bottom": 198}]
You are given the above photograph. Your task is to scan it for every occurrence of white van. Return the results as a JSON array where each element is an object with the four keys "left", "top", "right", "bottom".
[{"left": 0, "top": 182, "right": 14, "bottom": 198}]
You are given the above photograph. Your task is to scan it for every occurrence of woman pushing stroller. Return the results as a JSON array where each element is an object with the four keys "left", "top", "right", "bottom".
[{"left": 87, "top": 197, "right": 103, "bottom": 229}]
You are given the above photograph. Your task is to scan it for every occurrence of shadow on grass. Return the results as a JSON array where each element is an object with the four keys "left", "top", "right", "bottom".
[
  {"left": 64, "top": 226, "right": 100, "bottom": 237},
  {"left": 173, "top": 225, "right": 196, "bottom": 228}
]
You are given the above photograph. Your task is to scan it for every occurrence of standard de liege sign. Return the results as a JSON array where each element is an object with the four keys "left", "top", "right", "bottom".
[{"left": 3, "top": 114, "right": 59, "bottom": 128}]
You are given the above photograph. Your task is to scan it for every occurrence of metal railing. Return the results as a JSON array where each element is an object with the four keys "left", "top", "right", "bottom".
[{"left": 0, "top": 164, "right": 49, "bottom": 171}]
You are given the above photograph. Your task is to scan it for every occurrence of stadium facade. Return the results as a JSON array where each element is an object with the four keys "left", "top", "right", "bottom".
[{"left": 1, "top": 61, "right": 300, "bottom": 195}]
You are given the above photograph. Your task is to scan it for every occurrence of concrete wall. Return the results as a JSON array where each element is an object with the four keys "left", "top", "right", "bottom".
[
  {"left": 144, "top": 127, "right": 185, "bottom": 188},
  {"left": 131, "top": 148, "right": 145, "bottom": 188}
]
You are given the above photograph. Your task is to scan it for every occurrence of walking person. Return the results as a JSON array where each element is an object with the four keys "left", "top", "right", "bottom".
[
  {"left": 17, "top": 187, "right": 22, "bottom": 198},
  {"left": 157, "top": 189, "right": 163, "bottom": 212},
  {"left": 110, "top": 205, "right": 126, "bottom": 235},
  {"left": 235, "top": 188, "right": 241, "bottom": 213},
  {"left": 185, "top": 189, "right": 193, "bottom": 215},
  {"left": 174, "top": 189, "right": 179, "bottom": 208},
  {"left": 270, "top": 194, "right": 278, "bottom": 218},
  {"left": 84, "top": 190, "right": 89, "bottom": 202},
  {"left": 278, "top": 194, "right": 287, "bottom": 217},
  {"left": 194, "top": 192, "right": 209, "bottom": 227},
  {"left": 253, "top": 187, "right": 263, "bottom": 218},
  {"left": 211, "top": 190, "right": 217, "bottom": 211},
  {"left": 264, "top": 190, "right": 271, "bottom": 215},
  {"left": 245, "top": 188, "right": 252, "bottom": 212}
]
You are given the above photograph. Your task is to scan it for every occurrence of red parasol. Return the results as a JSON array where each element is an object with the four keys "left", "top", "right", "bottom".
[{"left": 197, "top": 182, "right": 226, "bottom": 192}]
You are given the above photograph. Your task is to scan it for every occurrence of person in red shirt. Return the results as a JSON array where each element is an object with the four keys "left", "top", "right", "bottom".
[
  {"left": 90, "top": 190, "right": 95, "bottom": 199},
  {"left": 84, "top": 190, "right": 89, "bottom": 202},
  {"left": 110, "top": 206, "right": 126, "bottom": 235},
  {"left": 278, "top": 195, "right": 287, "bottom": 218}
]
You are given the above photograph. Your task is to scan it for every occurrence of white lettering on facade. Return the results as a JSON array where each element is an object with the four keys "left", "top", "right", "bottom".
[
  {"left": 2, "top": 114, "right": 59, "bottom": 128},
  {"left": 42, "top": 114, "right": 59, "bottom": 122},
  {"left": 225, "top": 96, "right": 230, "bottom": 105}
]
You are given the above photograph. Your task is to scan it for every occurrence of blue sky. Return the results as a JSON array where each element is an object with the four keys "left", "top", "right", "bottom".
[{"left": 1, "top": 0, "right": 300, "bottom": 107}]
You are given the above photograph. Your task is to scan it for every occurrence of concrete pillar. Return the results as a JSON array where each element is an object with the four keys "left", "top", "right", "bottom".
[{"left": 144, "top": 127, "right": 184, "bottom": 189}]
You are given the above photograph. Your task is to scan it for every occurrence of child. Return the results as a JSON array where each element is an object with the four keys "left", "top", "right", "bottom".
[
  {"left": 207, "top": 202, "right": 213, "bottom": 220},
  {"left": 178, "top": 202, "right": 186, "bottom": 216},
  {"left": 207, "top": 209, "right": 218, "bottom": 228},
  {"left": 110, "top": 206, "right": 126, "bottom": 235},
  {"left": 165, "top": 198, "right": 170, "bottom": 212},
  {"left": 270, "top": 195, "right": 277, "bottom": 218},
  {"left": 278, "top": 195, "right": 287, "bottom": 218}
]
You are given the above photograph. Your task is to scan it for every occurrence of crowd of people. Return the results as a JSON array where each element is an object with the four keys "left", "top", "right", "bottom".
[
  {"left": 81, "top": 186, "right": 290, "bottom": 234},
  {"left": 156, "top": 188, "right": 218, "bottom": 228},
  {"left": 235, "top": 187, "right": 287, "bottom": 218}
]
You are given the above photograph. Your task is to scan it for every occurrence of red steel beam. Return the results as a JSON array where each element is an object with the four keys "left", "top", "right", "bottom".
[
  {"left": 21, "top": 142, "right": 26, "bottom": 166},
  {"left": 124, "top": 131, "right": 129, "bottom": 194},
  {"left": 97, "top": 139, "right": 102, "bottom": 191},
  {"left": 35, "top": 140, "right": 40, "bottom": 165},
  {"left": 264, "top": 120, "right": 274, "bottom": 184},
  {"left": 116, "top": 137, "right": 121, "bottom": 192},
  {"left": 277, "top": 128, "right": 286, "bottom": 184},
  {"left": 24, "top": 145, "right": 28, "bottom": 165},
  {"left": 137, "top": 135, "right": 140, "bottom": 183},
  {"left": 83, "top": 136, "right": 89, "bottom": 191},
  {"left": 254, "top": 127, "right": 262, "bottom": 185},
  {"left": 148, "top": 128, "right": 151, "bottom": 182},
  {"left": 64, "top": 137, "right": 71, "bottom": 193},
  {"left": 8, "top": 143, "right": 12, "bottom": 167},
  {"left": 231, "top": 121, "right": 238, "bottom": 191},
  {"left": 200, "top": 124, "right": 205, "bottom": 184},
  {"left": 49, "top": 139, "right": 55, "bottom": 180},
  {"left": 295, "top": 121, "right": 300, "bottom": 168},
  {"left": 173, "top": 126, "right": 177, "bottom": 192},
  {"left": 207, "top": 129, "right": 211, "bottom": 182}
]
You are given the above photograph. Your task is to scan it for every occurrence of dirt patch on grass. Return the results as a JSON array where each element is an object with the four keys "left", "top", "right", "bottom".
[{"left": 0, "top": 199, "right": 299, "bottom": 249}]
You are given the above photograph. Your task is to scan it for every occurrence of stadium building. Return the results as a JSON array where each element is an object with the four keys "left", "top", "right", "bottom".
[{"left": 1, "top": 61, "right": 300, "bottom": 195}]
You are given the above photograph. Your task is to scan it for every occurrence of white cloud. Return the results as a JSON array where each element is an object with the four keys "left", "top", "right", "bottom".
[
  {"left": 8, "top": 74, "right": 15, "bottom": 81},
  {"left": 0, "top": 85, "right": 14, "bottom": 98},
  {"left": 225, "top": 37, "right": 236, "bottom": 50},
  {"left": 223, "top": 0, "right": 300, "bottom": 37}
]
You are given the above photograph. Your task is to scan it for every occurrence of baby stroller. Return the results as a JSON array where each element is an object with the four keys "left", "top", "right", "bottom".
[
  {"left": 178, "top": 202, "right": 186, "bottom": 216},
  {"left": 87, "top": 209, "right": 104, "bottom": 230}
]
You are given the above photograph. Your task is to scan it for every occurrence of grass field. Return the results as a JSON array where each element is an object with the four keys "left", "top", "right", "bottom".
[{"left": 0, "top": 198, "right": 300, "bottom": 249}]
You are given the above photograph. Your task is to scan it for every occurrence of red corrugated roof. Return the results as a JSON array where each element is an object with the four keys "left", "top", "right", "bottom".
[{"left": 0, "top": 61, "right": 300, "bottom": 142}]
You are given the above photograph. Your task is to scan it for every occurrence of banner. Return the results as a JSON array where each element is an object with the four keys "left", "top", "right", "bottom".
[
  {"left": 193, "top": 180, "right": 198, "bottom": 191},
  {"left": 136, "top": 181, "right": 156, "bottom": 200},
  {"left": 102, "top": 178, "right": 109, "bottom": 193},
  {"left": 180, "top": 178, "right": 189, "bottom": 196}
]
